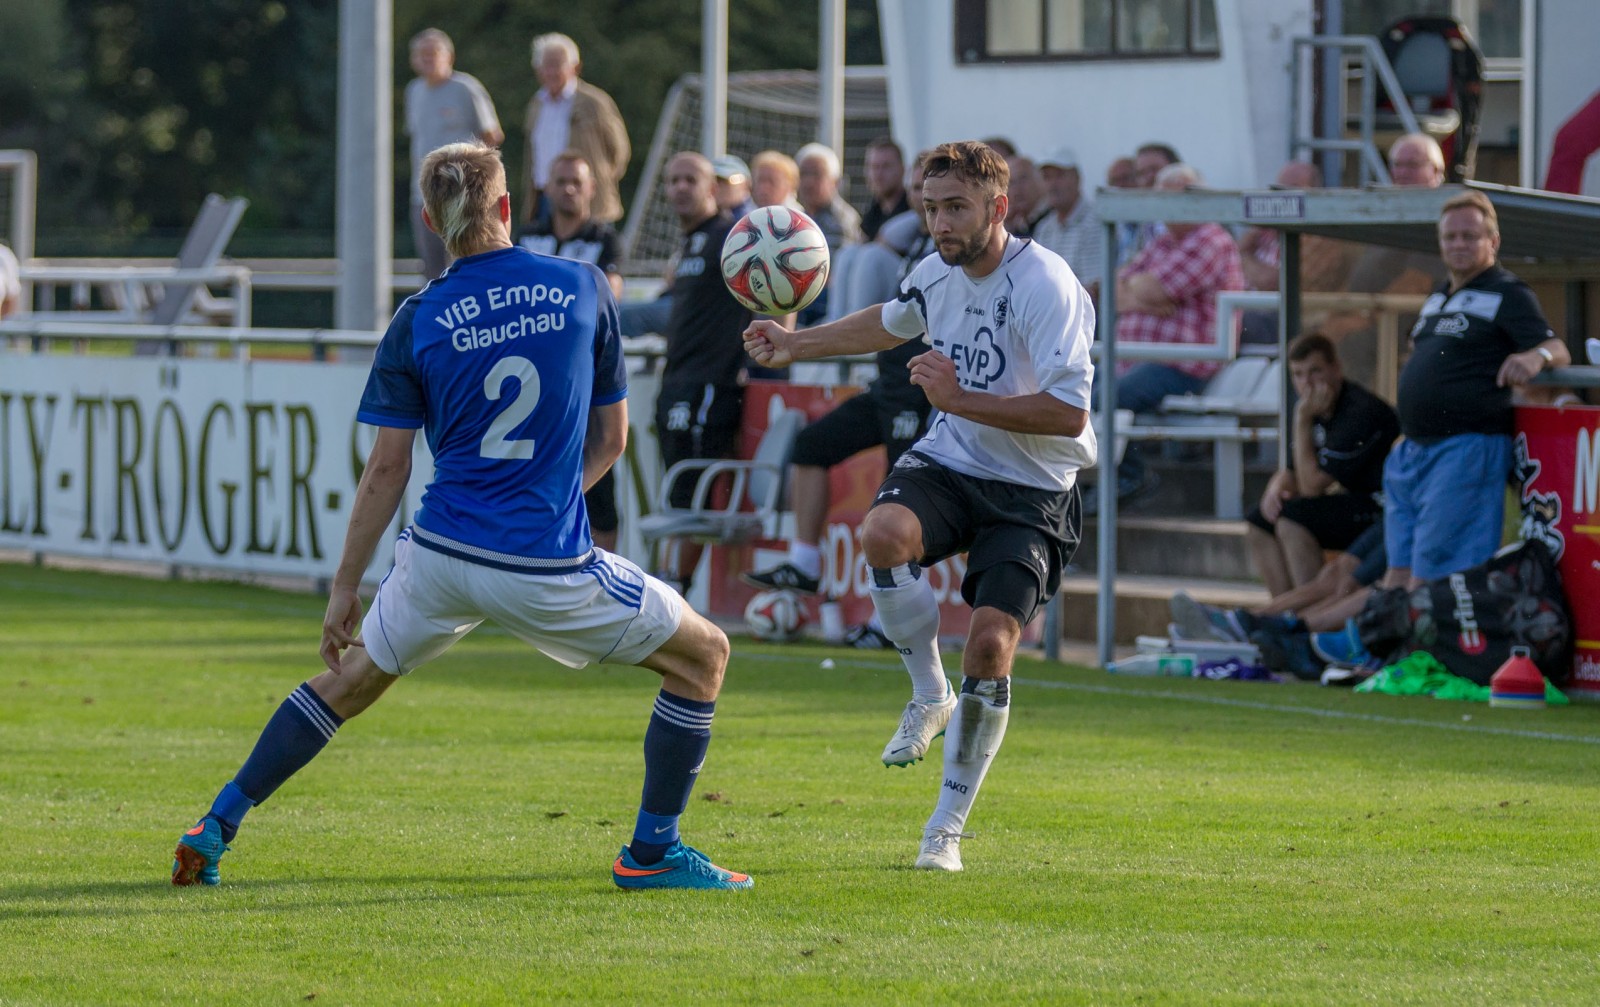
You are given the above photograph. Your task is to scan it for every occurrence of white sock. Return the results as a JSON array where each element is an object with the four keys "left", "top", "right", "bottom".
[
  {"left": 925, "top": 677, "right": 1011, "bottom": 835},
  {"left": 868, "top": 563, "right": 947, "bottom": 703},
  {"left": 787, "top": 541, "right": 822, "bottom": 579}
]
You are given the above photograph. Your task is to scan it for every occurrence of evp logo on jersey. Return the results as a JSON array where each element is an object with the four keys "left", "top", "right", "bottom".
[{"left": 950, "top": 326, "right": 1006, "bottom": 390}]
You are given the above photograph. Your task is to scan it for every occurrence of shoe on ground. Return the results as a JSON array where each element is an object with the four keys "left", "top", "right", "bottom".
[
  {"left": 612, "top": 840, "right": 752, "bottom": 891},
  {"left": 915, "top": 827, "right": 973, "bottom": 872},
  {"left": 1310, "top": 619, "right": 1372, "bottom": 666},
  {"left": 1170, "top": 591, "right": 1246, "bottom": 643},
  {"left": 843, "top": 623, "right": 894, "bottom": 650},
  {"left": 1249, "top": 626, "right": 1325, "bottom": 681},
  {"left": 740, "top": 562, "right": 821, "bottom": 595},
  {"left": 882, "top": 685, "right": 957, "bottom": 767},
  {"left": 171, "top": 817, "right": 229, "bottom": 887}
]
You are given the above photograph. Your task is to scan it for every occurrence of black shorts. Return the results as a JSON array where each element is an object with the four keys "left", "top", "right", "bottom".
[
  {"left": 790, "top": 391, "right": 932, "bottom": 469},
  {"left": 654, "top": 382, "right": 743, "bottom": 509},
  {"left": 1245, "top": 492, "right": 1382, "bottom": 552},
  {"left": 870, "top": 450, "right": 1081, "bottom": 626},
  {"left": 585, "top": 468, "right": 618, "bottom": 534}
]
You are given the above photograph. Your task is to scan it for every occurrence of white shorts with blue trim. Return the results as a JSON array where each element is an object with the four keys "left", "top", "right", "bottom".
[{"left": 360, "top": 531, "right": 684, "bottom": 675}]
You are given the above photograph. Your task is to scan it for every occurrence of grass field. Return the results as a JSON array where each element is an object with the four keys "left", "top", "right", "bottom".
[{"left": 3, "top": 563, "right": 1599, "bottom": 1005}]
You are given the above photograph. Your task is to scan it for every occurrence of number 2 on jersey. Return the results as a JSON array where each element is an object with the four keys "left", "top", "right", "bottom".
[{"left": 480, "top": 356, "right": 541, "bottom": 459}]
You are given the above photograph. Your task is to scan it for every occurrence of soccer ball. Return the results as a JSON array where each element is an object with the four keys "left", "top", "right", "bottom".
[
  {"left": 720, "top": 205, "right": 831, "bottom": 315},
  {"left": 743, "top": 589, "right": 807, "bottom": 642}
]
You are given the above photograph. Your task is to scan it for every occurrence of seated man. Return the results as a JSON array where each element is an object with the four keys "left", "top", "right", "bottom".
[
  {"left": 743, "top": 167, "right": 935, "bottom": 622},
  {"left": 1246, "top": 332, "right": 1398, "bottom": 596},
  {"left": 1106, "top": 162, "right": 1243, "bottom": 498}
]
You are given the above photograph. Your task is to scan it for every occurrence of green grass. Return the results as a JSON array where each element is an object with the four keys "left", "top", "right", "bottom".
[{"left": 2, "top": 564, "right": 1599, "bottom": 1005}]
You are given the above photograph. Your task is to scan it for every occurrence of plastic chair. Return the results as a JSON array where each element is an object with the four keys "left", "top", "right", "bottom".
[{"left": 1375, "top": 16, "right": 1484, "bottom": 181}]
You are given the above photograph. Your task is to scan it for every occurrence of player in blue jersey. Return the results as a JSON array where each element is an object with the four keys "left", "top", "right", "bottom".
[{"left": 171, "top": 142, "right": 750, "bottom": 892}]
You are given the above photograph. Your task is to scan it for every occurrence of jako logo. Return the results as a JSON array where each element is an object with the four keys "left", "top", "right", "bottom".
[
  {"left": 1449, "top": 573, "right": 1486, "bottom": 655},
  {"left": 943, "top": 779, "right": 969, "bottom": 794}
]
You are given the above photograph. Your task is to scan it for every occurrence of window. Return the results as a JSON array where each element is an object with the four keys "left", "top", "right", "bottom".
[{"left": 955, "top": 0, "right": 1220, "bottom": 63}]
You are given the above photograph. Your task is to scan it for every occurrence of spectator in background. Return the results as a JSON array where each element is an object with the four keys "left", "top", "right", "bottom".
[
  {"left": 0, "top": 241, "right": 21, "bottom": 318},
  {"left": 1235, "top": 160, "right": 1354, "bottom": 346},
  {"left": 980, "top": 136, "right": 1018, "bottom": 158},
  {"left": 652, "top": 152, "right": 755, "bottom": 597},
  {"left": 751, "top": 150, "right": 801, "bottom": 210},
  {"left": 1382, "top": 191, "right": 1569, "bottom": 590},
  {"left": 1133, "top": 142, "right": 1180, "bottom": 188},
  {"left": 1030, "top": 147, "right": 1102, "bottom": 299},
  {"left": 1108, "top": 162, "right": 1244, "bottom": 500},
  {"left": 522, "top": 33, "right": 630, "bottom": 228},
  {"left": 1387, "top": 131, "right": 1446, "bottom": 187},
  {"left": 1003, "top": 154, "right": 1044, "bottom": 237},
  {"left": 1106, "top": 156, "right": 1138, "bottom": 189},
  {"left": 713, "top": 155, "right": 756, "bottom": 219},
  {"left": 1245, "top": 333, "right": 1397, "bottom": 596},
  {"left": 403, "top": 28, "right": 503, "bottom": 280},
  {"left": 796, "top": 142, "right": 864, "bottom": 251},
  {"left": 515, "top": 150, "right": 627, "bottom": 552},
  {"left": 859, "top": 138, "right": 910, "bottom": 241}
]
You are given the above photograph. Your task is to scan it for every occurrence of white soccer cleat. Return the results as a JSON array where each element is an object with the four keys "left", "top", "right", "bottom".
[
  {"left": 914, "top": 827, "right": 972, "bottom": 872},
  {"left": 881, "top": 686, "right": 957, "bottom": 767}
]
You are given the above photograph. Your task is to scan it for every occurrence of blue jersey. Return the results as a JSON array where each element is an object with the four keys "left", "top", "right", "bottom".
[{"left": 357, "top": 245, "right": 626, "bottom": 571}]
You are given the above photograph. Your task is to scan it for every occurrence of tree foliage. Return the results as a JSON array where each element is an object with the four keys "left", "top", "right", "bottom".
[{"left": 0, "top": 0, "right": 881, "bottom": 256}]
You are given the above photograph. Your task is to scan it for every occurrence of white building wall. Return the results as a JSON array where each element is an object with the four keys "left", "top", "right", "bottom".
[{"left": 878, "top": 0, "right": 1312, "bottom": 189}]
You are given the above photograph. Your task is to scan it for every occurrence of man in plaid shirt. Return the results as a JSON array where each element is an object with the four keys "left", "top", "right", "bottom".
[{"left": 1109, "top": 162, "right": 1244, "bottom": 499}]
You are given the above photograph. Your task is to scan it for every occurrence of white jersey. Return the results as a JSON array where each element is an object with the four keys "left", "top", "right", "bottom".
[{"left": 880, "top": 236, "right": 1097, "bottom": 491}]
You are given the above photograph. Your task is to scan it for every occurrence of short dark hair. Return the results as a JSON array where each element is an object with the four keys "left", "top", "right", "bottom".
[
  {"left": 921, "top": 141, "right": 1010, "bottom": 201},
  {"left": 980, "top": 136, "right": 1018, "bottom": 158},
  {"left": 866, "top": 137, "right": 904, "bottom": 163},
  {"left": 1136, "top": 142, "right": 1181, "bottom": 165},
  {"left": 1288, "top": 331, "right": 1338, "bottom": 365}
]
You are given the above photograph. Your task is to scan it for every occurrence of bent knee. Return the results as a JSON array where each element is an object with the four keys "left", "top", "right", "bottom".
[{"left": 861, "top": 508, "right": 921, "bottom": 568}]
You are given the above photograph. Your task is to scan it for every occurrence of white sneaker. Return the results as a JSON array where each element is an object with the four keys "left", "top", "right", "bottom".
[
  {"left": 881, "top": 686, "right": 957, "bottom": 767},
  {"left": 915, "top": 827, "right": 972, "bottom": 871}
]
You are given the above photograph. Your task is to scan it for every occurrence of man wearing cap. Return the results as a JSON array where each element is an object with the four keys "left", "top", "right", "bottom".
[
  {"left": 713, "top": 155, "right": 756, "bottom": 219},
  {"left": 1030, "top": 147, "right": 1101, "bottom": 298}
]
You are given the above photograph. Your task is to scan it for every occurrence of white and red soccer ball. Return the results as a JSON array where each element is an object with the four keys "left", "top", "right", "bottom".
[
  {"left": 743, "top": 589, "right": 807, "bottom": 642},
  {"left": 720, "top": 205, "right": 831, "bottom": 315}
]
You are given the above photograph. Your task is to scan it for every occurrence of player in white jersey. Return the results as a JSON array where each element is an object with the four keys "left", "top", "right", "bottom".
[
  {"left": 744, "top": 141, "right": 1096, "bottom": 871},
  {"left": 171, "top": 142, "right": 749, "bottom": 892}
]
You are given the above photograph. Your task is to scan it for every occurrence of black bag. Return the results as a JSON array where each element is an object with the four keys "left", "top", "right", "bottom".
[{"left": 1357, "top": 540, "right": 1571, "bottom": 685}]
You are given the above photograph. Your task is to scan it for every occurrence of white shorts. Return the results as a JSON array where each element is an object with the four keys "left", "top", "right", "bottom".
[{"left": 360, "top": 531, "right": 685, "bottom": 675}]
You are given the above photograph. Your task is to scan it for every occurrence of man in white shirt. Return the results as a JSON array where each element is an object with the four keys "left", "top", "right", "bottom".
[
  {"left": 744, "top": 141, "right": 1096, "bottom": 874},
  {"left": 521, "top": 33, "right": 630, "bottom": 228}
]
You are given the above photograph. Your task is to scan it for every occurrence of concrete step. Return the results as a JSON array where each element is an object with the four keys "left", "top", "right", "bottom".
[
  {"left": 1056, "top": 573, "right": 1269, "bottom": 645},
  {"left": 1076, "top": 516, "right": 1259, "bottom": 582}
]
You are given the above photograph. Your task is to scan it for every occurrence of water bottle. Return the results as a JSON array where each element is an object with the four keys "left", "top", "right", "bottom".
[
  {"left": 1489, "top": 646, "right": 1546, "bottom": 709},
  {"left": 1107, "top": 653, "right": 1196, "bottom": 677}
]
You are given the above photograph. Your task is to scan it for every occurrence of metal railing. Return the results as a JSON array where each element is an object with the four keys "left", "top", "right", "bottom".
[{"left": 1289, "top": 35, "right": 1422, "bottom": 186}]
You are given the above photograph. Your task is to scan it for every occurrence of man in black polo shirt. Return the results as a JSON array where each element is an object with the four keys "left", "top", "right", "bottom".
[
  {"left": 1246, "top": 332, "right": 1398, "bottom": 595},
  {"left": 654, "top": 151, "right": 755, "bottom": 594},
  {"left": 859, "top": 138, "right": 911, "bottom": 242},
  {"left": 1384, "top": 190, "right": 1569, "bottom": 589},
  {"left": 516, "top": 150, "right": 626, "bottom": 550}
]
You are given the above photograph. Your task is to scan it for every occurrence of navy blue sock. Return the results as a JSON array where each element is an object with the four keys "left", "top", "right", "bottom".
[
  {"left": 210, "top": 682, "right": 343, "bottom": 841},
  {"left": 628, "top": 690, "right": 714, "bottom": 865}
]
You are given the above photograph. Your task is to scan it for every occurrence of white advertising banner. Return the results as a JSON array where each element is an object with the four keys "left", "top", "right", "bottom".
[
  {"left": 0, "top": 350, "right": 662, "bottom": 582},
  {"left": 0, "top": 352, "right": 432, "bottom": 581}
]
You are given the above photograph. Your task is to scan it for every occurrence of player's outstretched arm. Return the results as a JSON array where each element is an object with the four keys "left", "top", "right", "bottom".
[
  {"left": 742, "top": 305, "right": 902, "bottom": 369},
  {"left": 321, "top": 426, "right": 416, "bottom": 672}
]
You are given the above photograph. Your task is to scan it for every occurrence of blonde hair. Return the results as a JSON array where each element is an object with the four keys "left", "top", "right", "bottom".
[
  {"left": 419, "top": 142, "right": 507, "bottom": 257},
  {"left": 1440, "top": 190, "right": 1499, "bottom": 238},
  {"left": 751, "top": 150, "right": 799, "bottom": 189}
]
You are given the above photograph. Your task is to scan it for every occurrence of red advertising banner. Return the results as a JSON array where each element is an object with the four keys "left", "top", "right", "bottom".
[
  {"left": 1513, "top": 404, "right": 1600, "bottom": 700},
  {"left": 705, "top": 382, "right": 996, "bottom": 642}
]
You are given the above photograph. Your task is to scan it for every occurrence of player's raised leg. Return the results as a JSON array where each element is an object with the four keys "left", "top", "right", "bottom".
[
  {"left": 615, "top": 594, "right": 751, "bottom": 891},
  {"left": 861, "top": 501, "right": 955, "bottom": 767},
  {"left": 916, "top": 607, "right": 1019, "bottom": 872}
]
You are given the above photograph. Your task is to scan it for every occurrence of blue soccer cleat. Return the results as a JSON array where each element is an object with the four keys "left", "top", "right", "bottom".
[
  {"left": 612, "top": 841, "right": 752, "bottom": 891},
  {"left": 171, "top": 817, "right": 229, "bottom": 887}
]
